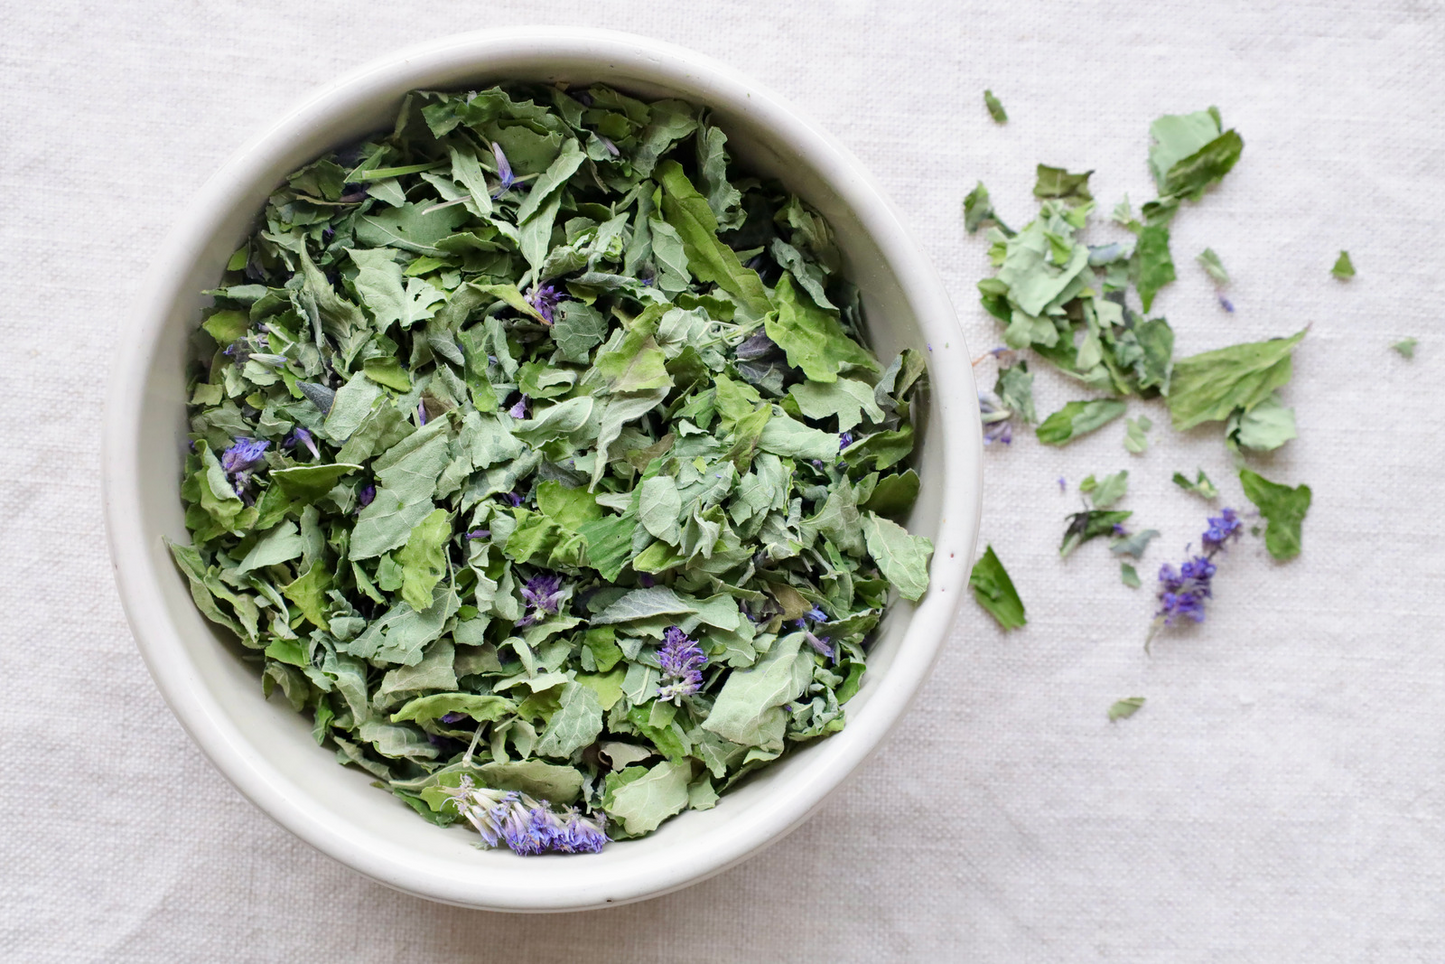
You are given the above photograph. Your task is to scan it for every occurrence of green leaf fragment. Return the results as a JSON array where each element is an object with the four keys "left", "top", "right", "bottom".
[
  {"left": 984, "top": 89, "right": 1007, "bottom": 123},
  {"left": 1120, "top": 563, "right": 1140, "bottom": 588},
  {"left": 1331, "top": 250, "right": 1355, "bottom": 279},
  {"left": 1172, "top": 469, "right": 1219, "bottom": 500},
  {"left": 1108, "top": 697, "right": 1146, "bottom": 721},
  {"left": 1393, "top": 337, "right": 1417, "bottom": 359},
  {"left": 1123, "top": 415, "right": 1151, "bottom": 454},
  {"left": 1196, "top": 247, "right": 1230, "bottom": 285},
  {"left": 861, "top": 512, "right": 934, "bottom": 602},
  {"left": 1036, "top": 399, "right": 1127, "bottom": 445},
  {"left": 1239, "top": 468, "right": 1311, "bottom": 561},
  {"left": 969, "top": 545, "right": 1026, "bottom": 630},
  {"left": 1033, "top": 165, "right": 1094, "bottom": 205},
  {"left": 1082, "top": 470, "right": 1129, "bottom": 508},
  {"left": 1167, "top": 329, "right": 1306, "bottom": 431}
]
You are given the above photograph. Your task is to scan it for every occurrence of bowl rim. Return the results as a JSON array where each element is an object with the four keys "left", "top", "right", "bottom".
[{"left": 102, "top": 26, "right": 982, "bottom": 911}]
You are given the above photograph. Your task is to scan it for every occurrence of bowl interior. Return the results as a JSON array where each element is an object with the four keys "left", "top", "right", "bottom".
[{"left": 108, "top": 30, "right": 979, "bottom": 911}]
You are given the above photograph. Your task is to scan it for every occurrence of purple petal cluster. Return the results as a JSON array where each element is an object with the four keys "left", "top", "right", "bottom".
[
  {"left": 657, "top": 626, "right": 707, "bottom": 702},
  {"left": 1152, "top": 507, "right": 1242, "bottom": 634},
  {"left": 443, "top": 779, "right": 608, "bottom": 856},
  {"left": 490, "top": 142, "right": 517, "bottom": 198},
  {"left": 220, "top": 437, "right": 269, "bottom": 497},
  {"left": 358, "top": 483, "right": 376, "bottom": 508},
  {"left": 285, "top": 427, "right": 319, "bottom": 460},
  {"left": 525, "top": 283, "right": 567, "bottom": 324},
  {"left": 518, "top": 572, "right": 566, "bottom": 627},
  {"left": 1201, "top": 507, "right": 1243, "bottom": 554},
  {"left": 508, "top": 394, "right": 530, "bottom": 419},
  {"left": 1155, "top": 556, "right": 1216, "bottom": 625},
  {"left": 978, "top": 392, "right": 1013, "bottom": 445}
]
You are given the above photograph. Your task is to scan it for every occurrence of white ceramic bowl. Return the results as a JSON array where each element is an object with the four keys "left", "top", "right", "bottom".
[{"left": 102, "top": 27, "right": 982, "bottom": 911}]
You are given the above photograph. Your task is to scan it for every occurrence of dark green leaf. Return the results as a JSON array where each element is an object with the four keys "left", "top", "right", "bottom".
[
  {"left": 969, "top": 545, "right": 1026, "bottom": 630},
  {"left": 1036, "top": 399, "right": 1127, "bottom": 445}
]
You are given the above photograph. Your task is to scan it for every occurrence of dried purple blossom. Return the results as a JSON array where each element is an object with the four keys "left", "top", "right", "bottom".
[
  {"left": 657, "top": 626, "right": 707, "bottom": 702},
  {"left": 1218, "top": 295, "right": 1235, "bottom": 313},
  {"left": 220, "top": 437, "right": 269, "bottom": 496},
  {"left": 357, "top": 483, "right": 376, "bottom": 508},
  {"left": 508, "top": 395, "right": 530, "bottom": 419},
  {"left": 598, "top": 136, "right": 620, "bottom": 157},
  {"left": 839, "top": 432, "right": 854, "bottom": 451},
  {"left": 506, "top": 489, "right": 525, "bottom": 507},
  {"left": 1201, "top": 507, "right": 1243, "bottom": 554},
  {"left": 518, "top": 572, "right": 566, "bottom": 627},
  {"left": 802, "top": 629, "right": 835, "bottom": 660},
  {"left": 525, "top": 282, "right": 567, "bottom": 324},
  {"left": 1150, "top": 507, "right": 1243, "bottom": 643},
  {"left": 1058, "top": 476, "right": 1067, "bottom": 493},
  {"left": 285, "top": 427, "right": 320, "bottom": 460},
  {"left": 805, "top": 605, "right": 828, "bottom": 623},
  {"left": 978, "top": 392, "right": 1013, "bottom": 445},
  {"left": 735, "top": 330, "right": 779, "bottom": 360},
  {"left": 638, "top": 573, "right": 655, "bottom": 588},
  {"left": 436, "top": 778, "right": 606, "bottom": 856},
  {"left": 417, "top": 401, "right": 428, "bottom": 426},
  {"left": 466, "top": 529, "right": 491, "bottom": 540},
  {"left": 490, "top": 141, "right": 517, "bottom": 198}
]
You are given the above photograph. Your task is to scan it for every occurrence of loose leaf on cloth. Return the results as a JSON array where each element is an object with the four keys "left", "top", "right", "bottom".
[
  {"left": 1108, "top": 697, "right": 1146, "bottom": 721},
  {"left": 1060, "top": 510, "right": 1132, "bottom": 557},
  {"left": 1239, "top": 468, "right": 1311, "bottom": 560},
  {"left": 970, "top": 545, "right": 1026, "bottom": 630},
  {"left": 1167, "top": 330, "right": 1306, "bottom": 431},
  {"left": 1037, "top": 399, "right": 1127, "bottom": 445},
  {"left": 1173, "top": 469, "right": 1219, "bottom": 500},
  {"left": 1331, "top": 250, "right": 1355, "bottom": 279},
  {"left": 984, "top": 89, "right": 1007, "bottom": 123},
  {"left": 1080, "top": 470, "right": 1128, "bottom": 508}
]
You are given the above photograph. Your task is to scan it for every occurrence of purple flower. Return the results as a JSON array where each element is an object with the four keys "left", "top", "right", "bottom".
[
  {"left": 440, "top": 711, "right": 468, "bottom": 724},
  {"left": 638, "top": 573, "right": 655, "bottom": 588},
  {"left": 466, "top": 529, "right": 491, "bottom": 540},
  {"left": 552, "top": 809, "right": 609, "bottom": 854},
  {"left": 417, "top": 401, "right": 428, "bottom": 426},
  {"left": 221, "top": 437, "right": 269, "bottom": 475},
  {"left": 358, "top": 483, "right": 376, "bottom": 508},
  {"left": 657, "top": 626, "right": 707, "bottom": 702},
  {"left": 1201, "top": 507, "right": 1243, "bottom": 554},
  {"left": 506, "top": 489, "right": 525, "bottom": 507},
  {"left": 802, "top": 630, "right": 835, "bottom": 661},
  {"left": 1155, "top": 556, "right": 1215, "bottom": 626},
  {"left": 734, "top": 331, "right": 779, "bottom": 360},
  {"left": 220, "top": 437, "right": 270, "bottom": 496},
  {"left": 508, "top": 394, "right": 530, "bottom": 419},
  {"left": 1058, "top": 476, "right": 1067, "bottom": 492},
  {"left": 1218, "top": 295, "right": 1236, "bottom": 313},
  {"left": 525, "top": 283, "right": 566, "bottom": 324},
  {"left": 978, "top": 392, "right": 1013, "bottom": 445},
  {"left": 839, "top": 432, "right": 854, "bottom": 451},
  {"left": 285, "top": 427, "right": 320, "bottom": 460},
  {"left": 518, "top": 572, "right": 566, "bottom": 627},
  {"left": 490, "top": 142, "right": 517, "bottom": 198},
  {"left": 805, "top": 605, "right": 828, "bottom": 623}
]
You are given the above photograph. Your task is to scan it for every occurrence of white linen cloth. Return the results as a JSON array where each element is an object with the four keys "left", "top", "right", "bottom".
[{"left": 2, "top": 1, "right": 1442, "bottom": 959}]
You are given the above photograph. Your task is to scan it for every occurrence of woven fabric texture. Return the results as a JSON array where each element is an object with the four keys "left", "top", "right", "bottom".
[{"left": 2, "top": 1, "right": 1442, "bottom": 960}]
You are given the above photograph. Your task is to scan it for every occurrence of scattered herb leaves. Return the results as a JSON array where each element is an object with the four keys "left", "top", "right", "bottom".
[{"left": 1393, "top": 337, "right": 1417, "bottom": 359}]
